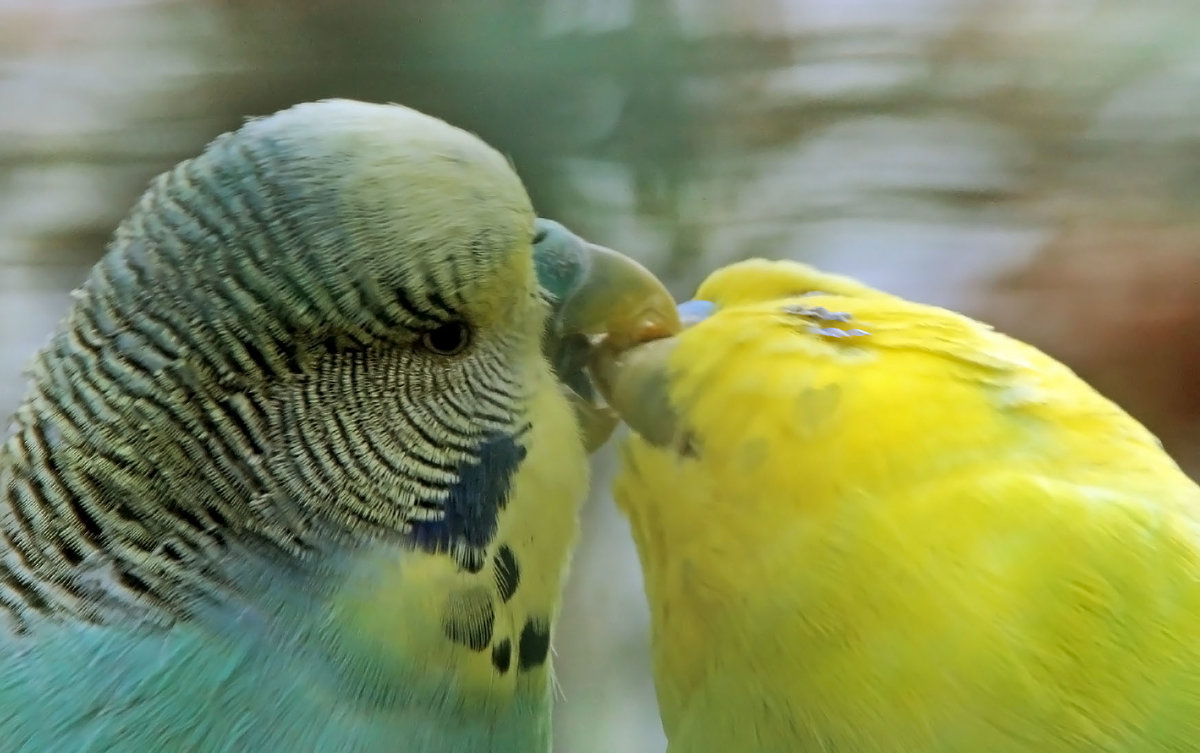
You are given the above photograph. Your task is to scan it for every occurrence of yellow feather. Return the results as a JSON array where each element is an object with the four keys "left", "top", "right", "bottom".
[
  {"left": 328, "top": 360, "right": 587, "bottom": 708},
  {"left": 614, "top": 259, "right": 1200, "bottom": 752}
]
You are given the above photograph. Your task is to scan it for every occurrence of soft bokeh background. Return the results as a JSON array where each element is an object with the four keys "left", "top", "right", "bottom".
[{"left": 4, "top": 1, "right": 1200, "bottom": 750}]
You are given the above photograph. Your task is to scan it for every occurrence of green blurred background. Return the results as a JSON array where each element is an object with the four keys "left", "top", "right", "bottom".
[{"left": 4, "top": 1, "right": 1200, "bottom": 750}]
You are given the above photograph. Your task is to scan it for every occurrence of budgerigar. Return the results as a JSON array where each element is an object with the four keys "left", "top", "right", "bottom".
[
  {"left": 594, "top": 259, "right": 1200, "bottom": 752},
  {"left": 0, "top": 99, "right": 678, "bottom": 752}
]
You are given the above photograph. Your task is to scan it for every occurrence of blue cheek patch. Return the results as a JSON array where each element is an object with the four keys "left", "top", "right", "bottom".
[
  {"left": 677, "top": 299, "right": 716, "bottom": 327},
  {"left": 409, "top": 430, "right": 528, "bottom": 554}
]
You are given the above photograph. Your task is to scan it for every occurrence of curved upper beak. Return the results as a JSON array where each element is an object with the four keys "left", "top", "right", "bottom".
[{"left": 533, "top": 218, "right": 680, "bottom": 451}]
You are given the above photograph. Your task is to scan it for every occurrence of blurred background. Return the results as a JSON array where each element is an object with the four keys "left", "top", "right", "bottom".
[{"left": 4, "top": 0, "right": 1200, "bottom": 750}]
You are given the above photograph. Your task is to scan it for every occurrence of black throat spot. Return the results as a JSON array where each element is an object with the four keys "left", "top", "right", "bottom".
[{"left": 409, "top": 429, "right": 528, "bottom": 554}]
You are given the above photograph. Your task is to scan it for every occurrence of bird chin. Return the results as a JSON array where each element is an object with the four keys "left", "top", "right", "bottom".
[
  {"left": 545, "top": 330, "right": 621, "bottom": 452},
  {"left": 565, "top": 389, "right": 621, "bottom": 452}
]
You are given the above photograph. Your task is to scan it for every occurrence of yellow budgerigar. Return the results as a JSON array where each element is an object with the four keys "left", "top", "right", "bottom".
[{"left": 593, "top": 259, "right": 1200, "bottom": 752}]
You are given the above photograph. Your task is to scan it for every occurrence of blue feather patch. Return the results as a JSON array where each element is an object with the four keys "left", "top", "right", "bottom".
[{"left": 409, "top": 430, "right": 528, "bottom": 552}]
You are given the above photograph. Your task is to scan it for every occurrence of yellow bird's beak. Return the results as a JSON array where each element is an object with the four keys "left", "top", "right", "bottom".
[
  {"left": 588, "top": 299, "right": 715, "bottom": 449},
  {"left": 533, "top": 218, "right": 680, "bottom": 451}
]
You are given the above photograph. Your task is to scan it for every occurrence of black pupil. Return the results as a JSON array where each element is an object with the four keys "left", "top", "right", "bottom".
[{"left": 427, "top": 322, "right": 468, "bottom": 354}]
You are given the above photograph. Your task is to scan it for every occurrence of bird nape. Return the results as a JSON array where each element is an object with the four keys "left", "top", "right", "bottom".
[
  {"left": 0, "top": 98, "right": 678, "bottom": 753},
  {"left": 594, "top": 258, "right": 1200, "bottom": 753}
]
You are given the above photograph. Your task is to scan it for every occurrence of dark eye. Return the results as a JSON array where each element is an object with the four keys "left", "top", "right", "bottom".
[{"left": 422, "top": 322, "right": 471, "bottom": 356}]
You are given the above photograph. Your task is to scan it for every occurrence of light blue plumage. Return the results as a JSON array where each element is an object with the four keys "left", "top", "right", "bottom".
[{"left": 1, "top": 566, "right": 545, "bottom": 752}]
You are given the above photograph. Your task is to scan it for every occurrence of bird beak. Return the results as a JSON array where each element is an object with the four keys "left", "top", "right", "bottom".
[
  {"left": 533, "top": 218, "right": 680, "bottom": 451},
  {"left": 587, "top": 299, "right": 715, "bottom": 449}
]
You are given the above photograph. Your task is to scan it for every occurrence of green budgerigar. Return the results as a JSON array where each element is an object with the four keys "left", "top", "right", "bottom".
[{"left": 0, "top": 99, "right": 678, "bottom": 752}]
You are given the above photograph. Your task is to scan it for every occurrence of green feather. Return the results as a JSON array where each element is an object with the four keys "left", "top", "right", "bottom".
[{"left": 0, "top": 99, "right": 589, "bottom": 753}]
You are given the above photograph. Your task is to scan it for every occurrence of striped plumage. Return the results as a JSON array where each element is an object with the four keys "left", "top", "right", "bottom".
[{"left": 0, "top": 99, "right": 676, "bottom": 752}]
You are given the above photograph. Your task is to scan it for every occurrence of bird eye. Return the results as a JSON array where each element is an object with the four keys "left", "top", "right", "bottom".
[{"left": 422, "top": 322, "right": 471, "bottom": 356}]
